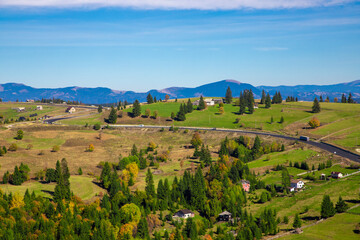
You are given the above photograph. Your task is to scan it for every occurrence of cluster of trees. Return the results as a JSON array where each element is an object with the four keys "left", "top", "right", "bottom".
[
  {"left": 146, "top": 93, "right": 165, "bottom": 104},
  {"left": 271, "top": 92, "right": 282, "bottom": 104},
  {"left": 260, "top": 90, "right": 272, "bottom": 108},
  {"left": 37, "top": 98, "right": 81, "bottom": 105},
  {"left": 285, "top": 96, "right": 298, "bottom": 102},
  {"left": 239, "top": 89, "right": 255, "bottom": 114},
  {"left": 0, "top": 145, "right": 7, "bottom": 156},
  {"left": 317, "top": 160, "right": 333, "bottom": 170},
  {"left": 2, "top": 163, "right": 30, "bottom": 185},
  {"left": 340, "top": 93, "right": 355, "bottom": 103},
  {"left": 321, "top": 195, "right": 348, "bottom": 218},
  {"left": 174, "top": 99, "right": 193, "bottom": 121}
]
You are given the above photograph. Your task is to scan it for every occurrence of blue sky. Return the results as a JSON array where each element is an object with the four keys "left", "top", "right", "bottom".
[{"left": 0, "top": 1, "right": 359, "bottom": 91}]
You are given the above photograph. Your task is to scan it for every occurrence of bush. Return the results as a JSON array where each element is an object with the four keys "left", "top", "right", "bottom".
[
  {"left": 93, "top": 123, "right": 101, "bottom": 130},
  {"left": 26, "top": 144, "right": 33, "bottom": 150},
  {"left": 86, "top": 144, "right": 95, "bottom": 152},
  {"left": 308, "top": 117, "right": 320, "bottom": 128},
  {"left": 8, "top": 143, "right": 18, "bottom": 151},
  {"left": 78, "top": 167, "right": 83, "bottom": 175},
  {"left": 52, "top": 145, "right": 60, "bottom": 152},
  {"left": 16, "top": 129, "right": 24, "bottom": 140}
]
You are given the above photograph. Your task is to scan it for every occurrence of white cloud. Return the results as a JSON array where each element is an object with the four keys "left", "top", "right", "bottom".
[{"left": 0, "top": 0, "right": 356, "bottom": 10}]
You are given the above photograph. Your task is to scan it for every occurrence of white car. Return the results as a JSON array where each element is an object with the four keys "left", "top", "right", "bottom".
[{"left": 139, "top": 124, "right": 144, "bottom": 127}]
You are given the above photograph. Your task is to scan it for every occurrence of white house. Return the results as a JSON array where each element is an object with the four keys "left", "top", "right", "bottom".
[
  {"left": 15, "top": 107, "right": 25, "bottom": 112},
  {"left": 290, "top": 179, "right": 304, "bottom": 189},
  {"left": 204, "top": 98, "right": 215, "bottom": 106},
  {"left": 36, "top": 105, "right": 43, "bottom": 110},
  {"left": 66, "top": 107, "right": 76, "bottom": 113},
  {"left": 173, "top": 209, "right": 195, "bottom": 219},
  {"left": 331, "top": 172, "right": 343, "bottom": 179}
]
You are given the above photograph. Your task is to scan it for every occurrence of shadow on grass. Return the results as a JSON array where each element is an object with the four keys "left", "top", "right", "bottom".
[
  {"left": 41, "top": 190, "right": 54, "bottom": 196},
  {"left": 301, "top": 216, "right": 320, "bottom": 221}
]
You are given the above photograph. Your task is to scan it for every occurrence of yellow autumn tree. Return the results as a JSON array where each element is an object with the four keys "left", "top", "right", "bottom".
[
  {"left": 120, "top": 203, "right": 141, "bottom": 224},
  {"left": 126, "top": 162, "right": 139, "bottom": 180},
  {"left": 10, "top": 193, "right": 25, "bottom": 209},
  {"left": 308, "top": 117, "right": 320, "bottom": 129},
  {"left": 119, "top": 223, "right": 133, "bottom": 239}
]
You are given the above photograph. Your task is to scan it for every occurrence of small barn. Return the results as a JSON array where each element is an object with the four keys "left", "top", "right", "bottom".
[
  {"left": 218, "top": 211, "right": 232, "bottom": 221},
  {"left": 290, "top": 180, "right": 304, "bottom": 189},
  {"left": 241, "top": 180, "right": 250, "bottom": 192},
  {"left": 331, "top": 172, "right": 343, "bottom": 179},
  {"left": 36, "top": 106, "right": 43, "bottom": 110},
  {"left": 66, "top": 107, "right": 76, "bottom": 113}
]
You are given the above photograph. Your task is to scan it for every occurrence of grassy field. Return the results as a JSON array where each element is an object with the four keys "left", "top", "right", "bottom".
[
  {"left": 280, "top": 213, "right": 360, "bottom": 240},
  {"left": 0, "top": 102, "right": 66, "bottom": 120},
  {"left": 248, "top": 149, "right": 317, "bottom": 170},
  {"left": 1, "top": 176, "right": 105, "bottom": 201}
]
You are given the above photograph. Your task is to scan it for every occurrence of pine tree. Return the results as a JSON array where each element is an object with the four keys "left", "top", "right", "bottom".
[
  {"left": 348, "top": 93, "right": 354, "bottom": 103},
  {"left": 335, "top": 196, "right": 348, "bottom": 213},
  {"left": 260, "top": 90, "right": 266, "bottom": 104},
  {"left": 248, "top": 89, "right": 255, "bottom": 114},
  {"left": 132, "top": 100, "right": 141, "bottom": 117},
  {"left": 320, "top": 95, "right": 323, "bottom": 102},
  {"left": 176, "top": 104, "right": 186, "bottom": 121},
  {"left": 137, "top": 217, "right": 149, "bottom": 238},
  {"left": 97, "top": 105, "right": 103, "bottom": 113},
  {"left": 321, "top": 195, "right": 336, "bottom": 218},
  {"left": 145, "top": 168, "right": 156, "bottom": 198},
  {"left": 341, "top": 94, "right": 347, "bottom": 103},
  {"left": 198, "top": 96, "right": 206, "bottom": 110},
  {"left": 12, "top": 166, "right": 23, "bottom": 185},
  {"left": 108, "top": 106, "right": 117, "bottom": 124},
  {"left": 292, "top": 213, "right": 302, "bottom": 229},
  {"left": 312, "top": 97, "right": 321, "bottom": 113},
  {"left": 281, "top": 167, "right": 290, "bottom": 191},
  {"left": 239, "top": 92, "right": 246, "bottom": 115},
  {"left": 147, "top": 93, "right": 154, "bottom": 104},
  {"left": 187, "top": 99, "right": 193, "bottom": 113},
  {"left": 265, "top": 93, "right": 271, "bottom": 108},
  {"left": 131, "top": 144, "right": 138, "bottom": 156},
  {"left": 225, "top": 86, "right": 233, "bottom": 104}
]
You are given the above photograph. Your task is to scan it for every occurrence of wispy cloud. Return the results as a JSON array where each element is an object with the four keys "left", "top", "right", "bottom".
[
  {"left": 0, "top": 0, "right": 357, "bottom": 10},
  {"left": 254, "top": 47, "right": 289, "bottom": 51}
]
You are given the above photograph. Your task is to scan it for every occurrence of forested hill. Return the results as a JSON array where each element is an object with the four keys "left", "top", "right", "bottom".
[{"left": 0, "top": 79, "right": 359, "bottom": 104}]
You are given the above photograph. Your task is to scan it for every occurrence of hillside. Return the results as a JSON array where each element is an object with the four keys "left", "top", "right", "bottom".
[{"left": 0, "top": 79, "right": 359, "bottom": 104}]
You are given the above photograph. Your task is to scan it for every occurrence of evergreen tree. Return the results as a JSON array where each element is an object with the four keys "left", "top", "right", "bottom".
[
  {"left": 198, "top": 96, "right": 206, "bottom": 110},
  {"left": 348, "top": 93, "right": 354, "bottom": 103},
  {"left": 239, "top": 92, "right": 246, "bottom": 115},
  {"left": 108, "top": 106, "right": 117, "bottom": 124},
  {"left": 11, "top": 166, "right": 23, "bottom": 185},
  {"left": 281, "top": 167, "right": 291, "bottom": 192},
  {"left": 248, "top": 89, "right": 255, "bottom": 114},
  {"left": 312, "top": 97, "right": 321, "bottom": 113},
  {"left": 131, "top": 144, "right": 138, "bottom": 157},
  {"left": 132, "top": 99, "right": 141, "bottom": 117},
  {"left": 341, "top": 94, "right": 347, "bottom": 103},
  {"left": 145, "top": 168, "right": 156, "bottom": 198},
  {"left": 320, "top": 95, "right": 323, "bottom": 102},
  {"left": 187, "top": 99, "right": 193, "bottom": 113},
  {"left": 260, "top": 90, "right": 266, "bottom": 104},
  {"left": 100, "top": 162, "right": 112, "bottom": 189},
  {"left": 321, "top": 195, "right": 336, "bottom": 218},
  {"left": 97, "top": 105, "right": 103, "bottom": 113},
  {"left": 147, "top": 93, "right": 154, "bottom": 104},
  {"left": 335, "top": 196, "right": 348, "bottom": 213},
  {"left": 225, "top": 86, "right": 233, "bottom": 104},
  {"left": 292, "top": 213, "right": 302, "bottom": 229},
  {"left": 176, "top": 104, "right": 186, "bottom": 121},
  {"left": 265, "top": 93, "right": 271, "bottom": 108},
  {"left": 137, "top": 217, "right": 149, "bottom": 238}
]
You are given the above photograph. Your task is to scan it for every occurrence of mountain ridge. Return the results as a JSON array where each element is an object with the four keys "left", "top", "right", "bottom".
[{"left": 0, "top": 80, "right": 359, "bottom": 104}]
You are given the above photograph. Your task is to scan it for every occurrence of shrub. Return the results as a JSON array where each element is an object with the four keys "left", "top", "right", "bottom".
[
  {"left": 8, "top": 143, "right": 18, "bottom": 151},
  {"left": 26, "top": 144, "right": 33, "bottom": 150},
  {"left": 52, "top": 145, "right": 60, "bottom": 152},
  {"left": 86, "top": 144, "right": 95, "bottom": 152},
  {"left": 16, "top": 129, "right": 24, "bottom": 140},
  {"left": 78, "top": 167, "right": 83, "bottom": 175},
  {"left": 308, "top": 117, "right": 320, "bottom": 128},
  {"left": 93, "top": 123, "right": 101, "bottom": 130}
]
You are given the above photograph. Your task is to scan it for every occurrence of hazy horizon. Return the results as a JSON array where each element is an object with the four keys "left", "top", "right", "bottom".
[{"left": 1, "top": 1, "right": 359, "bottom": 91}]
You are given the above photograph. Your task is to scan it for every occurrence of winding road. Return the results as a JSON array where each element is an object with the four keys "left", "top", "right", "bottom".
[{"left": 43, "top": 114, "right": 360, "bottom": 163}]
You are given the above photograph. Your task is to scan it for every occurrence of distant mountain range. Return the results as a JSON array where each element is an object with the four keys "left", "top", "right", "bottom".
[{"left": 0, "top": 80, "right": 359, "bottom": 104}]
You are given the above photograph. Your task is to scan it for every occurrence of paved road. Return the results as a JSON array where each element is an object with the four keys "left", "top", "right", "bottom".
[
  {"left": 108, "top": 124, "right": 360, "bottom": 163},
  {"left": 41, "top": 114, "right": 360, "bottom": 163}
]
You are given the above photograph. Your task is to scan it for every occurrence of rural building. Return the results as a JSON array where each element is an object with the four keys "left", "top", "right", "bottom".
[
  {"left": 288, "top": 187, "right": 296, "bottom": 192},
  {"left": 254, "top": 103, "right": 259, "bottom": 109},
  {"left": 26, "top": 99, "right": 34, "bottom": 103},
  {"left": 213, "top": 99, "right": 224, "bottom": 104},
  {"left": 36, "top": 106, "right": 43, "bottom": 110},
  {"left": 15, "top": 107, "right": 25, "bottom": 112},
  {"left": 218, "top": 211, "right": 232, "bottom": 221},
  {"left": 241, "top": 180, "right": 250, "bottom": 192},
  {"left": 66, "top": 107, "right": 76, "bottom": 113},
  {"left": 290, "top": 180, "right": 304, "bottom": 189},
  {"left": 173, "top": 209, "right": 195, "bottom": 219},
  {"left": 331, "top": 172, "right": 343, "bottom": 179},
  {"left": 204, "top": 98, "right": 215, "bottom": 106}
]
